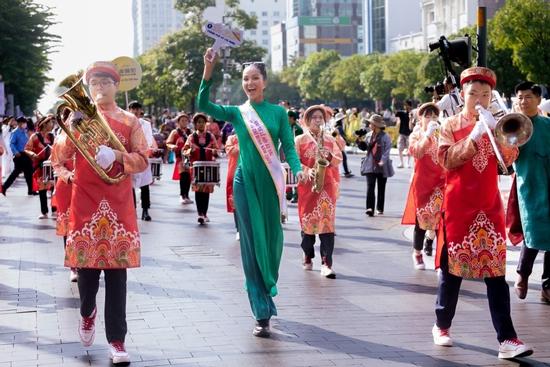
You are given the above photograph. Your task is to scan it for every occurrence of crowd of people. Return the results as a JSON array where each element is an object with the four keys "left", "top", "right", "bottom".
[{"left": 1, "top": 51, "right": 550, "bottom": 364}]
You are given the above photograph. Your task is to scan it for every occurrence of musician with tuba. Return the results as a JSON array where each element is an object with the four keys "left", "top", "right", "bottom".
[
  {"left": 51, "top": 61, "right": 148, "bottom": 364},
  {"left": 295, "top": 105, "right": 342, "bottom": 278},
  {"left": 510, "top": 81, "right": 550, "bottom": 303},
  {"left": 433, "top": 66, "right": 533, "bottom": 359}
]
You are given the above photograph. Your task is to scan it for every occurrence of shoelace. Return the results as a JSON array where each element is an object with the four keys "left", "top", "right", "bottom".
[
  {"left": 504, "top": 338, "right": 522, "bottom": 346},
  {"left": 439, "top": 328, "right": 450, "bottom": 337},
  {"left": 111, "top": 341, "right": 126, "bottom": 352},
  {"left": 81, "top": 316, "right": 95, "bottom": 331}
]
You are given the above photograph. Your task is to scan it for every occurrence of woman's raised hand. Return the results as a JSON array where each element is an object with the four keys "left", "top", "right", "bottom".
[{"left": 203, "top": 48, "right": 218, "bottom": 81}]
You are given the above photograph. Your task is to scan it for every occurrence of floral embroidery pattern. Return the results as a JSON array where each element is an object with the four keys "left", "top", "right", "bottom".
[
  {"left": 427, "top": 137, "right": 439, "bottom": 165},
  {"left": 65, "top": 199, "right": 140, "bottom": 269},
  {"left": 448, "top": 211, "right": 506, "bottom": 278},
  {"left": 416, "top": 187, "right": 443, "bottom": 230},
  {"left": 301, "top": 190, "right": 336, "bottom": 234},
  {"left": 472, "top": 136, "right": 494, "bottom": 173},
  {"left": 56, "top": 209, "right": 70, "bottom": 236}
]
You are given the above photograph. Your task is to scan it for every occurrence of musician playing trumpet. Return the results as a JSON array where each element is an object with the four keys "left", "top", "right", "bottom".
[
  {"left": 433, "top": 66, "right": 532, "bottom": 359},
  {"left": 401, "top": 103, "right": 445, "bottom": 270},
  {"left": 182, "top": 112, "right": 219, "bottom": 225},
  {"left": 295, "top": 105, "right": 342, "bottom": 278}
]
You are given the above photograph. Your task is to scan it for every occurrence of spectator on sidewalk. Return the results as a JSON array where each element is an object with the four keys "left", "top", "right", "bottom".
[
  {"left": 2, "top": 116, "right": 34, "bottom": 195},
  {"left": 395, "top": 100, "right": 413, "bottom": 168}
]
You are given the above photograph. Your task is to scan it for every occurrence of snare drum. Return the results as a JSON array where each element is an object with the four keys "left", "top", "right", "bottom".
[
  {"left": 192, "top": 161, "right": 220, "bottom": 184},
  {"left": 282, "top": 162, "right": 297, "bottom": 187},
  {"left": 149, "top": 158, "right": 163, "bottom": 180},
  {"left": 42, "top": 160, "right": 55, "bottom": 183}
]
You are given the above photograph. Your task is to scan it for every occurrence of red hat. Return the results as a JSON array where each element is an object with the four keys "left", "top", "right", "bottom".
[
  {"left": 84, "top": 61, "right": 121, "bottom": 84},
  {"left": 303, "top": 105, "right": 332, "bottom": 123},
  {"left": 460, "top": 67, "right": 496, "bottom": 89}
]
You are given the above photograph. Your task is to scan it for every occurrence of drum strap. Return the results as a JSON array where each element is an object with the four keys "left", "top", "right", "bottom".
[
  {"left": 34, "top": 132, "right": 53, "bottom": 167},
  {"left": 193, "top": 132, "right": 211, "bottom": 160}
]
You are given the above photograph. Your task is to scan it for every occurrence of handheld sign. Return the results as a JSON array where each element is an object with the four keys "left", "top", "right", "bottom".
[
  {"left": 111, "top": 56, "right": 142, "bottom": 92},
  {"left": 203, "top": 22, "right": 243, "bottom": 61}
]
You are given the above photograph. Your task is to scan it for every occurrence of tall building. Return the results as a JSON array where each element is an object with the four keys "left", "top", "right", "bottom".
[
  {"left": 421, "top": 0, "right": 505, "bottom": 50},
  {"left": 272, "top": 0, "right": 364, "bottom": 71},
  {"left": 132, "top": 0, "right": 185, "bottom": 56},
  {"left": 363, "top": 0, "right": 422, "bottom": 54}
]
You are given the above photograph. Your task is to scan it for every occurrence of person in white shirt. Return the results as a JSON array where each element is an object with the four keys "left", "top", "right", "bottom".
[
  {"left": 437, "top": 76, "right": 463, "bottom": 119},
  {"left": 129, "top": 101, "right": 157, "bottom": 221}
]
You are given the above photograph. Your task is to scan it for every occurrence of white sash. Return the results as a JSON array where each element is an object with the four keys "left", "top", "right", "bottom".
[{"left": 239, "top": 101, "right": 286, "bottom": 214}]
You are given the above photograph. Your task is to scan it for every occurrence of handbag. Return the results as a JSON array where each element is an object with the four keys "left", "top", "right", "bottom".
[
  {"left": 384, "top": 159, "right": 395, "bottom": 178},
  {"left": 360, "top": 156, "right": 368, "bottom": 176},
  {"left": 168, "top": 150, "right": 175, "bottom": 164}
]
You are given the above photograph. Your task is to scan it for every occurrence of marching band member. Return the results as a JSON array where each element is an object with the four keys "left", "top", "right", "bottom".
[
  {"left": 510, "top": 81, "right": 550, "bottom": 303},
  {"left": 51, "top": 61, "right": 148, "bottom": 364},
  {"left": 432, "top": 67, "right": 532, "bottom": 359},
  {"left": 24, "top": 115, "right": 55, "bottom": 218},
  {"left": 51, "top": 129, "right": 78, "bottom": 282},
  {"left": 198, "top": 49, "right": 305, "bottom": 338},
  {"left": 166, "top": 113, "right": 193, "bottom": 204},
  {"left": 183, "top": 113, "right": 219, "bottom": 224},
  {"left": 225, "top": 133, "right": 240, "bottom": 239},
  {"left": 129, "top": 100, "right": 157, "bottom": 221},
  {"left": 295, "top": 105, "right": 342, "bottom": 278},
  {"left": 401, "top": 103, "right": 445, "bottom": 269}
]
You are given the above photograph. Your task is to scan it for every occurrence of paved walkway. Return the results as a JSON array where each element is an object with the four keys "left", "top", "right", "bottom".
[{"left": 0, "top": 154, "right": 548, "bottom": 366}]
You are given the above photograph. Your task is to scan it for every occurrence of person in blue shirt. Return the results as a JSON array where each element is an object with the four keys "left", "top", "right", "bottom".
[{"left": 1, "top": 116, "right": 35, "bottom": 195}]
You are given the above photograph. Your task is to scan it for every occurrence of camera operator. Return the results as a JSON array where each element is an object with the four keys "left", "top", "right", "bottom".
[{"left": 437, "top": 75, "right": 462, "bottom": 119}]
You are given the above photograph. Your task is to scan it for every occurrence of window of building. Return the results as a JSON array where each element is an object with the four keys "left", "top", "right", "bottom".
[
  {"left": 251, "top": 30, "right": 257, "bottom": 35},
  {"left": 262, "top": 20, "right": 268, "bottom": 26},
  {"left": 262, "top": 11, "right": 268, "bottom": 16},
  {"left": 262, "top": 39, "right": 269, "bottom": 45},
  {"left": 274, "top": 11, "right": 280, "bottom": 17},
  {"left": 262, "top": 30, "right": 268, "bottom": 35}
]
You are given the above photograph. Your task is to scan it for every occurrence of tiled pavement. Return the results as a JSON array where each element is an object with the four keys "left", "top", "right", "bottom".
[{"left": 0, "top": 154, "right": 549, "bottom": 367}]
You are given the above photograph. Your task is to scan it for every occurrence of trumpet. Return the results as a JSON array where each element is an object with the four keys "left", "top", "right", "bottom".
[
  {"left": 476, "top": 91, "right": 533, "bottom": 175},
  {"left": 55, "top": 72, "right": 128, "bottom": 184}
]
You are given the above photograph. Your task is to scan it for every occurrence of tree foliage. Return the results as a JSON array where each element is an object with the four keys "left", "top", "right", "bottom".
[
  {"left": 491, "top": 0, "right": 550, "bottom": 85},
  {"left": 297, "top": 50, "right": 341, "bottom": 101},
  {"left": 359, "top": 54, "right": 395, "bottom": 104},
  {"left": 382, "top": 51, "right": 425, "bottom": 100},
  {"left": 330, "top": 54, "right": 371, "bottom": 104},
  {"left": 0, "top": 0, "right": 59, "bottom": 114}
]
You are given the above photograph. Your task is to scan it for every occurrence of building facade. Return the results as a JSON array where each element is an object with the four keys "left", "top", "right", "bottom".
[
  {"left": 132, "top": 0, "right": 185, "bottom": 56},
  {"left": 272, "top": 0, "right": 364, "bottom": 71},
  {"left": 364, "top": 0, "right": 422, "bottom": 54}
]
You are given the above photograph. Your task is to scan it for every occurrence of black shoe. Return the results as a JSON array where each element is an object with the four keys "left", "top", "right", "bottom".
[
  {"left": 28, "top": 191, "right": 38, "bottom": 196},
  {"left": 366, "top": 209, "right": 374, "bottom": 217},
  {"left": 290, "top": 197, "right": 298, "bottom": 204},
  {"left": 424, "top": 238, "right": 433, "bottom": 257},
  {"left": 141, "top": 209, "right": 151, "bottom": 221},
  {"left": 344, "top": 172, "right": 354, "bottom": 178},
  {"left": 252, "top": 319, "right": 270, "bottom": 338}
]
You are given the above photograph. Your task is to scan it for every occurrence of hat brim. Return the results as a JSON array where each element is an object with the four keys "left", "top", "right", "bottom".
[
  {"left": 85, "top": 66, "right": 121, "bottom": 83},
  {"left": 460, "top": 74, "right": 495, "bottom": 89}
]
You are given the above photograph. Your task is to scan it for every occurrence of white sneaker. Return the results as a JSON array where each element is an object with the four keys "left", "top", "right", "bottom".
[
  {"left": 197, "top": 215, "right": 205, "bottom": 225},
  {"left": 109, "top": 341, "right": 130, "bottom": 364},
  {"left": 320, "top": 264, "right": 336, "bottom": 278},
  {"left": 498, "top": 338, "right": 533, "bottom": 359},
  {"left": 235, "top": 232, "right": 240, "bottom": 241},
  {"left": 180, "top": 196, "right": 185, "bottom": 204},
  {"left": 302, "top": 255, "right": 313, "bottom": 271},
  {"left": 69, "top": 269, "right": 78, "bottom": 283},
  {"left": 38, "top": 213, "right": 48, "bottom": 219},
  {"left": 78, "top": 307, "right": 96, "bottom": 347},
  {"left": 432, "top": 324, "right": 453, "bottom": 346},
  {"left": 204, "top": 215, "right": 210, "bottom": 223},
  {"left": 185, "top": 198, "right": 194, "bottom": 204},
  {"left": 413, "top": 252, "right": 426, "bottom": 270}
]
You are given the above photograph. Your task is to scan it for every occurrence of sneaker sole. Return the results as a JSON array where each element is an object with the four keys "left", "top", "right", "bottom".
[
  {"left": 498, "top": 349, "right": 533, "bottom": 359},
  {"left": 111, "top": 355, "right": 131, "bottom": 364}
]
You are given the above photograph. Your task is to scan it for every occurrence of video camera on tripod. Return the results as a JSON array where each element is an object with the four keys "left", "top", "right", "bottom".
[{"left": 429, "top": 35, "right": 472, "bottom": 79}]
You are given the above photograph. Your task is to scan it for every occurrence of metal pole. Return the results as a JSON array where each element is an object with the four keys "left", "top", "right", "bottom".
[{"left": 477, "top": 6, "right": 487, "bottom": 67}]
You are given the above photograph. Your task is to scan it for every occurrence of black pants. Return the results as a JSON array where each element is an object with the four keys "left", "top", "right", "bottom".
[
  {"left": 140, "top": 185, "right": 150, "bottom": 209},
  {"left": 435, "top": 245, "right": 516, "bottom": 343},
  {"left": 39, "top": 190, "right": 48, "bottom": 214},
  {"left": 233, "top": 213, "right": 239, "bottom": 231},
  {"left": 179, "top": 172, "right": 191, "bottom": 198},
  {"left": 342, "top": 151, "right": 351, "bottom": 174},
  {"left": 413, "top": 223, "right": 426, "bottom": 251},
  {"left": 301, "top": 232, "right": 335, "bottom": 267},
  {"left": 366, "top": 173, "right": 387, "bottom": 212},
  {"left": 77, "top": 269, "right": 127, "bottom": 343},
  {"left": 195, "top": 192, "right": 210, "bottom": 215},
  {"left": 2, "top": 154, "right": 33, "bottom": 193},
  {"left": 517, "top": 244, "right": 550, "bottom": 282}
]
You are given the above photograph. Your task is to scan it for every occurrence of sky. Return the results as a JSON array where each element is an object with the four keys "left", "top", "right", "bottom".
[{"left": 36, "top": 0, "right": 134, "bottom": 112}]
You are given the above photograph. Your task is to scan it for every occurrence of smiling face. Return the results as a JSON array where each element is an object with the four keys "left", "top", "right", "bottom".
[
  {"left": 242, "top": 65, "right": 266, "bottom": 103},
  {"left": 517, "top": 89, "right": 541, "bottom": 117},
  {"left": 461, "top": 81, "right": 492, "bottom": 114},
  {"left": 88, "top": 73, "right": 119, "bottom": 105}
]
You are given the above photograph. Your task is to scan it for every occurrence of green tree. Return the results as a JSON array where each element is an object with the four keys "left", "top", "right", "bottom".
[
  {"left": 491, "top": 0, "right": 550, "bottom": 85},
  {"left": 297, "top": 50, "right": 341, "bottom": 101},
  {"left": 330, "top": 54, "right": 371, "bottom": 104},
  {"left": 382, "top": 51, "right": 425, "bottom": 100},
  {"left": 415, "top": 52, "right": 445, "bottom": 101},
  {"left": 359, "top": 54, "right": 395, "bottom": 107},
  {"left": 280, "top": 58, "right": 305, "bottom": 88},
  {"left": 0, "top": 0, "right": 59, "bottom": 114}
]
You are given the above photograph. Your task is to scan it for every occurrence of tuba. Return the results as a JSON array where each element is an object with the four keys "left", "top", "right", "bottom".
[
  {"left": 55, "top": 72, "right": 128, "bottom": 184},
  {"left": 476, "top": 90, "right": 533, "bottom": 175}
]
